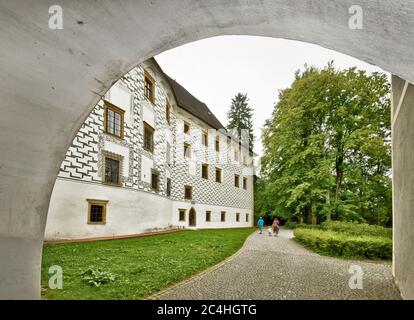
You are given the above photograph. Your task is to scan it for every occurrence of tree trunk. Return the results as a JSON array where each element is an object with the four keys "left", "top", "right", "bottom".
[{"left": 326, "top": 190, "right": 331, "bottom": 221}]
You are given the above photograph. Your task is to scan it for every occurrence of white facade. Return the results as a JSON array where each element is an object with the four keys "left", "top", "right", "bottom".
[{"left": 45, "top": 59, "right": 254, "bottom": 240}]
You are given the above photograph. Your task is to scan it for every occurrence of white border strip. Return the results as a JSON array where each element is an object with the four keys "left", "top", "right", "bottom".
[{"left": 392, "top": 80, "right": 409, "bottom": 128}]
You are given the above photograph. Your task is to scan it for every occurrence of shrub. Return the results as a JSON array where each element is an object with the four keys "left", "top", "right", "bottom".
[
  {"left": 82, "top": 267, "right": 116, "bottom": 287},
  {"left": 321, "top": 221, "right": 392, "bottom": 239},
  {"left": 284, "top": 221, "right": 321, "bottom": 230},
  {"left": 293, "top": 228, "right": 392, "bottom": 260}
]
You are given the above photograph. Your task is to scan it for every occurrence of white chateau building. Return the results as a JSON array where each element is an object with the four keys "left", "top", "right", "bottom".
[{"left": 45, "top": 58, "right": 254, "bottom": 240}]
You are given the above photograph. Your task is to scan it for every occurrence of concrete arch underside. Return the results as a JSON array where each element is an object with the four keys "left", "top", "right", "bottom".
[{"left": 0, "top": 0, "right": 413, "bottom": 299}]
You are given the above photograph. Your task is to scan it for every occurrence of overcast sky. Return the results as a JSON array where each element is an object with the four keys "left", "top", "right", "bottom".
[{"left": 156, "top": 36, "right": 387, "bottom": 157}]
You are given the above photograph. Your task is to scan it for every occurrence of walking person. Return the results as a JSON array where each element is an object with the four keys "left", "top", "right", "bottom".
[
  {"left": 272, "top": 217, "right": 280, "bottom": 236},
  {"left": 257, "top": 216, "right": 265, "bottom": 234}
]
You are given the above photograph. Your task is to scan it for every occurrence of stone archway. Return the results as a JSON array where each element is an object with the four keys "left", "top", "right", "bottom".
[{"left": 1, "top": 0, "right": 414, "bottom": 299}]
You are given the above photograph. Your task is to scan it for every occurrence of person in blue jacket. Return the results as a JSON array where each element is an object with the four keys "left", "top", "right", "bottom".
[{"left": 257, "top": 216, "right": 265, "bottom": 234}]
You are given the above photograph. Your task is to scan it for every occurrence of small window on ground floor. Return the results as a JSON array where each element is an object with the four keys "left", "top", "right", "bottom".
[
  {"left": 246, "top": 214, "right": 249, "bottom": 223},
  {"left": 87, "top": 199, "right": 108, "bottom": 224},
  {"left": 221, "top": 211, "right": 226, "bottom": 222},
  {"left": 236, "top": 213, "right": 240, "bottom": 222},
  {"left": 206, "top": 211, "right": 211, "bottom": 222},
  {"left": 179, "top": 209, "right": 186, "bottom": 222}
]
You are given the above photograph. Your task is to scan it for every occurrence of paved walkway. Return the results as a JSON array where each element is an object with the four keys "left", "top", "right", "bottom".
[{"left": 152, "top": 228, "right": 401, "bottom": 300}]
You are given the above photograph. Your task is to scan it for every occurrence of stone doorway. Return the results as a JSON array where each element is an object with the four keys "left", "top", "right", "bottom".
[{"left": 189, "top": 208, "right": 197, "bottom": 227}]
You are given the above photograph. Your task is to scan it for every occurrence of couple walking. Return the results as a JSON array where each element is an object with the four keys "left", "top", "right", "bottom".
[{"left": 257, "top": 217, "right": 280, "bottom": 236}]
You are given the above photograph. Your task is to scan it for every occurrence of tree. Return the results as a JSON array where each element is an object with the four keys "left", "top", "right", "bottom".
[
  {"left": 259, "top": 63, "right": 391, "bottom": 226},
  {"left": 227, "top": 93, "right": 255, "bottom": 152}
]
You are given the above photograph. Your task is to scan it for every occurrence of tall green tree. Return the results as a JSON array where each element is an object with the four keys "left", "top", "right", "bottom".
[
  {"left": 259, "top": 63, "right": 391, "bottom": 226},
  {"left": 227, "top": 93, "right": 254, "bottom": 151}
]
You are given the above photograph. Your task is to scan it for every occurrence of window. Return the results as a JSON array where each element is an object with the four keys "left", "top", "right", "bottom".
[
  {"left": 179, "top": 209, "right": 186, "bottom": 222},
  {"left": 87, "top": 199, "right": 108, "bottom": 224},
  {"left": 215, "top": 167, "right": 222, "bottom": 183},
  {"left": 234, "top": 149, "right": 239, "bottom": 162},
  {"left": 151, "top": 170, "right": 159, "bottom": 191},
  {"left": 166, "top": 100, "right": 171, "bottom": 125},
  {"left": 184, "top": 122, "right": 190, "bottom": 134},
  {"left": 221, "top": 211, "right": 226, "bottom": 222},
  {"left": 104, "top": 155, "right": 121, "bottom": 186},
  {"left": 143, "top": 122, "right": 155, "bottom": 153},
  {"left": 246, "top": 214, "right": 249, "bottom": 222},
  {"left": 215, "top": 136, "right": 220, "bottom": 152},
  {"left": 104, "top": 102, "right": 124, "bottom": 139},
  {"left": 235, "top": 174, "right": 240, "bottom": 188},
  {"left": 243, "top": 155, "right": 248, "bottom": 166},
  {"left": 166, "top": 178, "right": 171, "bottom": 197},
  {"left": 243, "top": 177, "right": 248, "bottom": 190},
  {"left": 184, "top": 143, "right": 191, "bottom": 158},
  {"left": 202, "top": 163, "right": 209, "bottom": 179},
  {"left": 236, "top": 213, "right": 240, "bottom": 222},
  {"left": 184, "top": 185, "right": 192, "bottom": 200},
  {"left": 144, "top": 70, "right": 155, "bottom": 104},
  {"left": 202, "top": 131, "right": 208, "bottom": 147},
  {"left": 206, "top": 211, "right": 211, "bottom": 222}
]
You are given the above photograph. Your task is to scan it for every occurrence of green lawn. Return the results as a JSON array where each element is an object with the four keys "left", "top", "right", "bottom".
[{"left": 41, "top": 228, "right": 254, "bottom": 300}]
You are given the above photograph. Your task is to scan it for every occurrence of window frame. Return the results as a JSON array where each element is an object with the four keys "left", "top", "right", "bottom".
[
  {"left": 87, "top": 199, "right": 109, "bottom": 225},
  {"left": 201, "top": 163, "right": 209, "bottom": 180},
  {"left": 206, "top": 211, "right": 211, "bottom": 222},
  {"left": 184, "top": 185, "right": 193, "bottom": 200},
  {"left": 235, "top": 174, "right": 240, "bottom": 188},
  {"left": 151, "top": 169, "right": 160, "bottom": 192},
  {"left": 202, "top": 131, "right": 208, "bottom": 147},
  {"left": 179, "top": 209, "right": 186, "bottom": 222},
  {"left": 184, "top": 142, "right": 191, "bottom": 159},
  {"left": 184, "top": 121, "right": 190, "bottom": 134},
  {"left": 236, "top": 213, "right": 240, "bottom": 222},
  {"left": 166, "top": 178, "right": 171, "bottom": 197},
  {"left": 243, "top": 177, "right": 248, "bottom": 190},
  {"left": 104, "top": 101, "right": 125, "bottom": 140},
  {"left": 102, "top": 152, "right": 123, "bottom": 187},
  {"left": 215, "top": 167, "right": 222, "bottom": 183},
  {"left": 143, "top": 121, "right": 155, "bottom": 153},
  {"left": 221, "top": 211, "right": 226, "bottom": 222},
  {"left": 144, "top": 70, "right": 156, "bottom": 104},
  {"left": 215, "top": 136, "right": 220, "bottom": 152}
]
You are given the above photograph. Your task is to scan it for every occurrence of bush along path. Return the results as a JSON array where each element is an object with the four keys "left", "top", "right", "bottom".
[
  {"left": 292, "top": 221, "right": 392, "bottom": 260},
  {"left": 153, "top": 228, "right": 401, "bottom": 300}
]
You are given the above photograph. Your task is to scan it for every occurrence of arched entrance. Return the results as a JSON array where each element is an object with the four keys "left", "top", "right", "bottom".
[
  {"left": 189, "top": 208, "right": 197, "bottom": 227},
  {"left": 1, "top": 0, "right": 414, "bottom": 299}
]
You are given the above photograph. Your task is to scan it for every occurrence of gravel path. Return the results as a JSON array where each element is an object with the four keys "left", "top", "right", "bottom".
[{"left": 152, "top": 228, "right": 401, "bottom": 300}]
